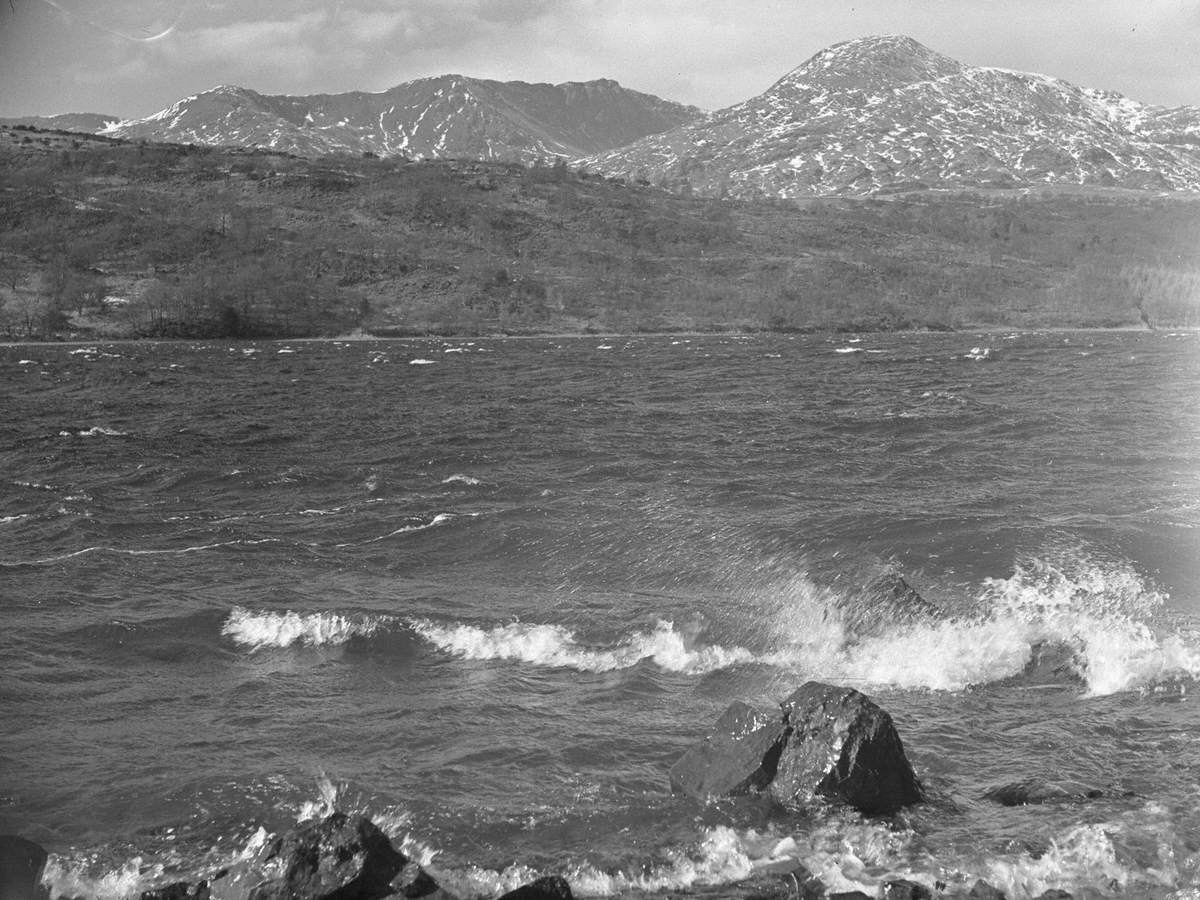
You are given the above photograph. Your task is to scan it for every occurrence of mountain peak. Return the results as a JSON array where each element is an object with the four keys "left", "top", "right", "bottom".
[{"left": 788, "top": 34, "right": 963, "bottom": 88}]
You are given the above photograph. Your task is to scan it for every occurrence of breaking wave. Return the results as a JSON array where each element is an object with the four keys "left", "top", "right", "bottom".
[
  {"left": 222, "top": 606, "right": 389, "bottom": 650},
  {"left": 409, "top": 554, "right": 1200, "bottom": 695},
  {"left": 410, "top": 618, "right": 757, "bottom": 674}
]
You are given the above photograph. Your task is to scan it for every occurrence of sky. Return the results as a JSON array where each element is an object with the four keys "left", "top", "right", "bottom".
[{"left": 0, "top": 0, "right": 1198, "bottom": 120}]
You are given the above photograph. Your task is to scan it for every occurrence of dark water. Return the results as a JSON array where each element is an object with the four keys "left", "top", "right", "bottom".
[{"left": 2, "top": 331, "right": 1199, "bottom": 899}]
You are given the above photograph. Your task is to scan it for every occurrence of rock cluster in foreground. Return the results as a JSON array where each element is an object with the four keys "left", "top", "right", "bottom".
[{"left": 3, "top": 680, "right": 1093, "bottom": 900}]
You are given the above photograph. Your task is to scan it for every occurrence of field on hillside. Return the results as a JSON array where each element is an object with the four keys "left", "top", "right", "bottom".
[{"left": 2, "top": 126, "right": 1198, "bottom": 339}]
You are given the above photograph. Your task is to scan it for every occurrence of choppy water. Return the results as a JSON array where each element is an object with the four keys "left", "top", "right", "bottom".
[{"left": 2, "top": 331, "right": 1199, "bottom": 899}]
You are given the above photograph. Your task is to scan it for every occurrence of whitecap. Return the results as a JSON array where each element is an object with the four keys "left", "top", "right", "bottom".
[
  {"left": 411, "top": 618, "right": 756, "bottom": 674},
  {"left": 342, "top": 512, "right": 456, "bottom": 547},
  {"left": 76, "top": 426, "right": 127, "bottom": 437},
  {"left": 441, "top": 474, "right": 482, "bottom": 486},
  {"left": 409, "top": 358, "right": 436, "bottom": 365},
  {"left": 222, "top": 606, "right": 388, "bottom": 650},
  {"left": 834, "top": 347, "right": 862, "bottom": 354}
]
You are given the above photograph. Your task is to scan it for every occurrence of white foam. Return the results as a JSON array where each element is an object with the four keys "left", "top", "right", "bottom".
[
  {"left": 977, "top": 556, "right": 1200, "bottom": 696},
  {"left": 983, "top": 820, "right": 1169, "bottom": 898},
  {"left": 42, "top": 855, "right": 159, "bottom": 900},
  {"left": 409, "top": 358, "right": 436, "bottom": 365},
  {"left": 441, "top": 474, "right": 482, "bottom": 486},
  {"left": 411, "top": 618, "right": 757, "bottom": 674},
  {"left": 222, "top": 606, "right": 388, "bottom": 650},
  {"left": 346, "top": 512, "right": 456, "bottom": 546},
  {"left": 834, "top": 347, "right": 862, "bottom": 353},
  {"left": 75, "top": 426, "right": 127, "bottom": 437},
  {"left": 573, "top": 822, "right": 900, "bottom": 896}
]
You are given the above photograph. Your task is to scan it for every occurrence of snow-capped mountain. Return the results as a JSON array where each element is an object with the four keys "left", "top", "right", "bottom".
[
  {"left": 101, "top": 77, "right": 702, "bottom": 163},
  {"left": 580, "top": 35, "right": 1200, "bottom": 196}
]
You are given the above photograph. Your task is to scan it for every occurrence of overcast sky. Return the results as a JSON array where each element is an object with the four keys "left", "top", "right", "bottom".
[{"left": 1, "top": 0, "right": 1198, "bottom": 119}]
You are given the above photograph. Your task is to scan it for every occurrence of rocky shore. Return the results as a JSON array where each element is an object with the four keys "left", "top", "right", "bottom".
[{"left": 2, "top": 679, "right": 1102, "bottom": 900}]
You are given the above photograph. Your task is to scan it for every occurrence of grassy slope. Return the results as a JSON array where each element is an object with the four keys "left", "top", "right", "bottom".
[{"left": 2, "top": 125, "right": 1198, "bottom": 339}]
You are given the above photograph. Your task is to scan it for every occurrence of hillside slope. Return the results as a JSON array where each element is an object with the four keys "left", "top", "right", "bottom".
[{"left": 1, "top": 127, "right": 1198, "bottom": 340}]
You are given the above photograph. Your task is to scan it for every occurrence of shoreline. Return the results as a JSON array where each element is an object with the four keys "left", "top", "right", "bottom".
[{"left": 1, "top": 324, "right": 1186, "bottom": 349}]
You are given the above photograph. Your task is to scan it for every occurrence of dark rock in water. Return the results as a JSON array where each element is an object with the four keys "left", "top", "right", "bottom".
[
  {"left": 982, "top": 778, "right": 1105, "bottom": 807},
  {"left": 1018, "top": 641, "right": 1083, "bottom": 684},
  {"left": 0, "top": 835, "right": 49, "bottom": 900},
  {"left": 140, "top": 882, "right": 210, "bottom": 900},
  {"left": 826, "top": 892, "right": 872, "bottom": 900},
  {"left": 1033, "top": 891, "right": 1073, "bottom": 899},
  {"left": 248, "top": 812, "right": 449, "bottom": 900},
  {"left": 670, "top": 682, "right": 924, "bottom": 815},
  {"left": 669, "top": 701, "right": 790, "bottom": 798},
  {"left": 771, "top": 682, "right": 924, "bottom": 814},
  {"left": 812, "top": 564, "right": 942, "bottom": 638},
  {"left": 497, "top": 875, "right": 574, "bottom": 900},
  {"left": 967, "top": 879, "right": 1007, "bottom": 899},
  {"left": 880, "top": 880, "right": 932, "bottom": 900},
  {"left": 728, "top": 861, "right": 827, "bottom": 900}
]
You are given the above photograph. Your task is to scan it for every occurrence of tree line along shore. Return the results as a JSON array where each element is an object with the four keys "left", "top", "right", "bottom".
[{"left": 2, "top": 125, "right": 1198, "bottom": 341}]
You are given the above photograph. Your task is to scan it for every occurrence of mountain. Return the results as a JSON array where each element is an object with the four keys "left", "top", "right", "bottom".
[
  {"left": 100, "top": 78, "right": 703, "bottom": 163},
  {"left": 580, "top": 35, "right": 1200, "bottom": 197},
  {"left": 0, "top": 113, "right": 120, "bottom": 133}
]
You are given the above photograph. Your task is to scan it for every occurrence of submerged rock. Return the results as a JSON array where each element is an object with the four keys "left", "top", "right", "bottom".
[
  {"left": 0, "top": 835, "right": 49, "bottom": 900},
  {"left": 967, "top": 880, "right": 1007, "bottom": 899},
  {"left": 879, "top": 880, "right": 932, "bottom": 899},
  {"left": 1017, "top": 641, "right": 1083, "bottom": 685},
  {"left": 140, "top": 882, "right": 211, "bottom": 900},
  {"left": 982, "top": 778, "right": 1105, "bottom": 807},
  {"left": 496, "top": 876, "right": 574, "bottom": 900},
  {"left": 670, "top": 681, "right": 924, "bottom": 815},
  {"left": 248, "top": 812, "right": 450, "bottom": 900},
  {"left": 808, "top": 564, "right": 943, "bottom": 639}
]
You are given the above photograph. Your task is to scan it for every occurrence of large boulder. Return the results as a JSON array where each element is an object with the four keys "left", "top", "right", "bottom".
[
  {"left": 248, "top": 813, "right": 450, "bottom": 900},
  {"left": 0, "top": 836, "right": 49, "bottom": 900},
  {"left": 670, "top": 682, "right": 924, "bottom": 816},
  {"left": 668, "top": 702, "right": 790, "bottom": 799}
]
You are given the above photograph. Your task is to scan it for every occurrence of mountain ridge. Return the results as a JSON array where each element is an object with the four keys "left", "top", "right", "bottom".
[
  {"left": 5, "top": 35, "right": 1198, "bottom": 196},
  {"left": 94, "top": 76, "right": 704, "bottom": 164},
  {"left": 581, "top": 35, "right": 1200, "bottom": 196}
]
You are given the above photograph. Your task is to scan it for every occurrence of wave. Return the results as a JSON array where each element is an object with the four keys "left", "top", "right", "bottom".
[
  {"left": 342, "top": 512, "right": 457, "bottom": 546},
  {"left": 410, "top": 618, "right": 757, "bottom": 674},
  {"left": 221, "top": 606, "right": 391, "bottom": 650},
  {"left": 60, "top": 426, "right": 128, "bottom": 437},
  {"left": 441, "top": 474, "right": 482, "bottom": 486},
  {"left": 3, "top": 538, "right": 284, "bottom": 567},
  {"left": 409, "top": 554, "right": 1199, "bottom": 695}
]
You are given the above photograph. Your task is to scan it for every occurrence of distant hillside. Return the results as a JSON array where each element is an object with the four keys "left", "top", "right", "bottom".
[
  {"left": 101, "top": 78, "right": 703, "bottom": 164},
  {"left": 0, "top": 113, "right": 120, "bottom": 133},
  {"left": 582, "top": 35, "right": 1200, "bottom": 197},
  {"left": 1, "top": 126, "right": 1198, "bottom": 341}
]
